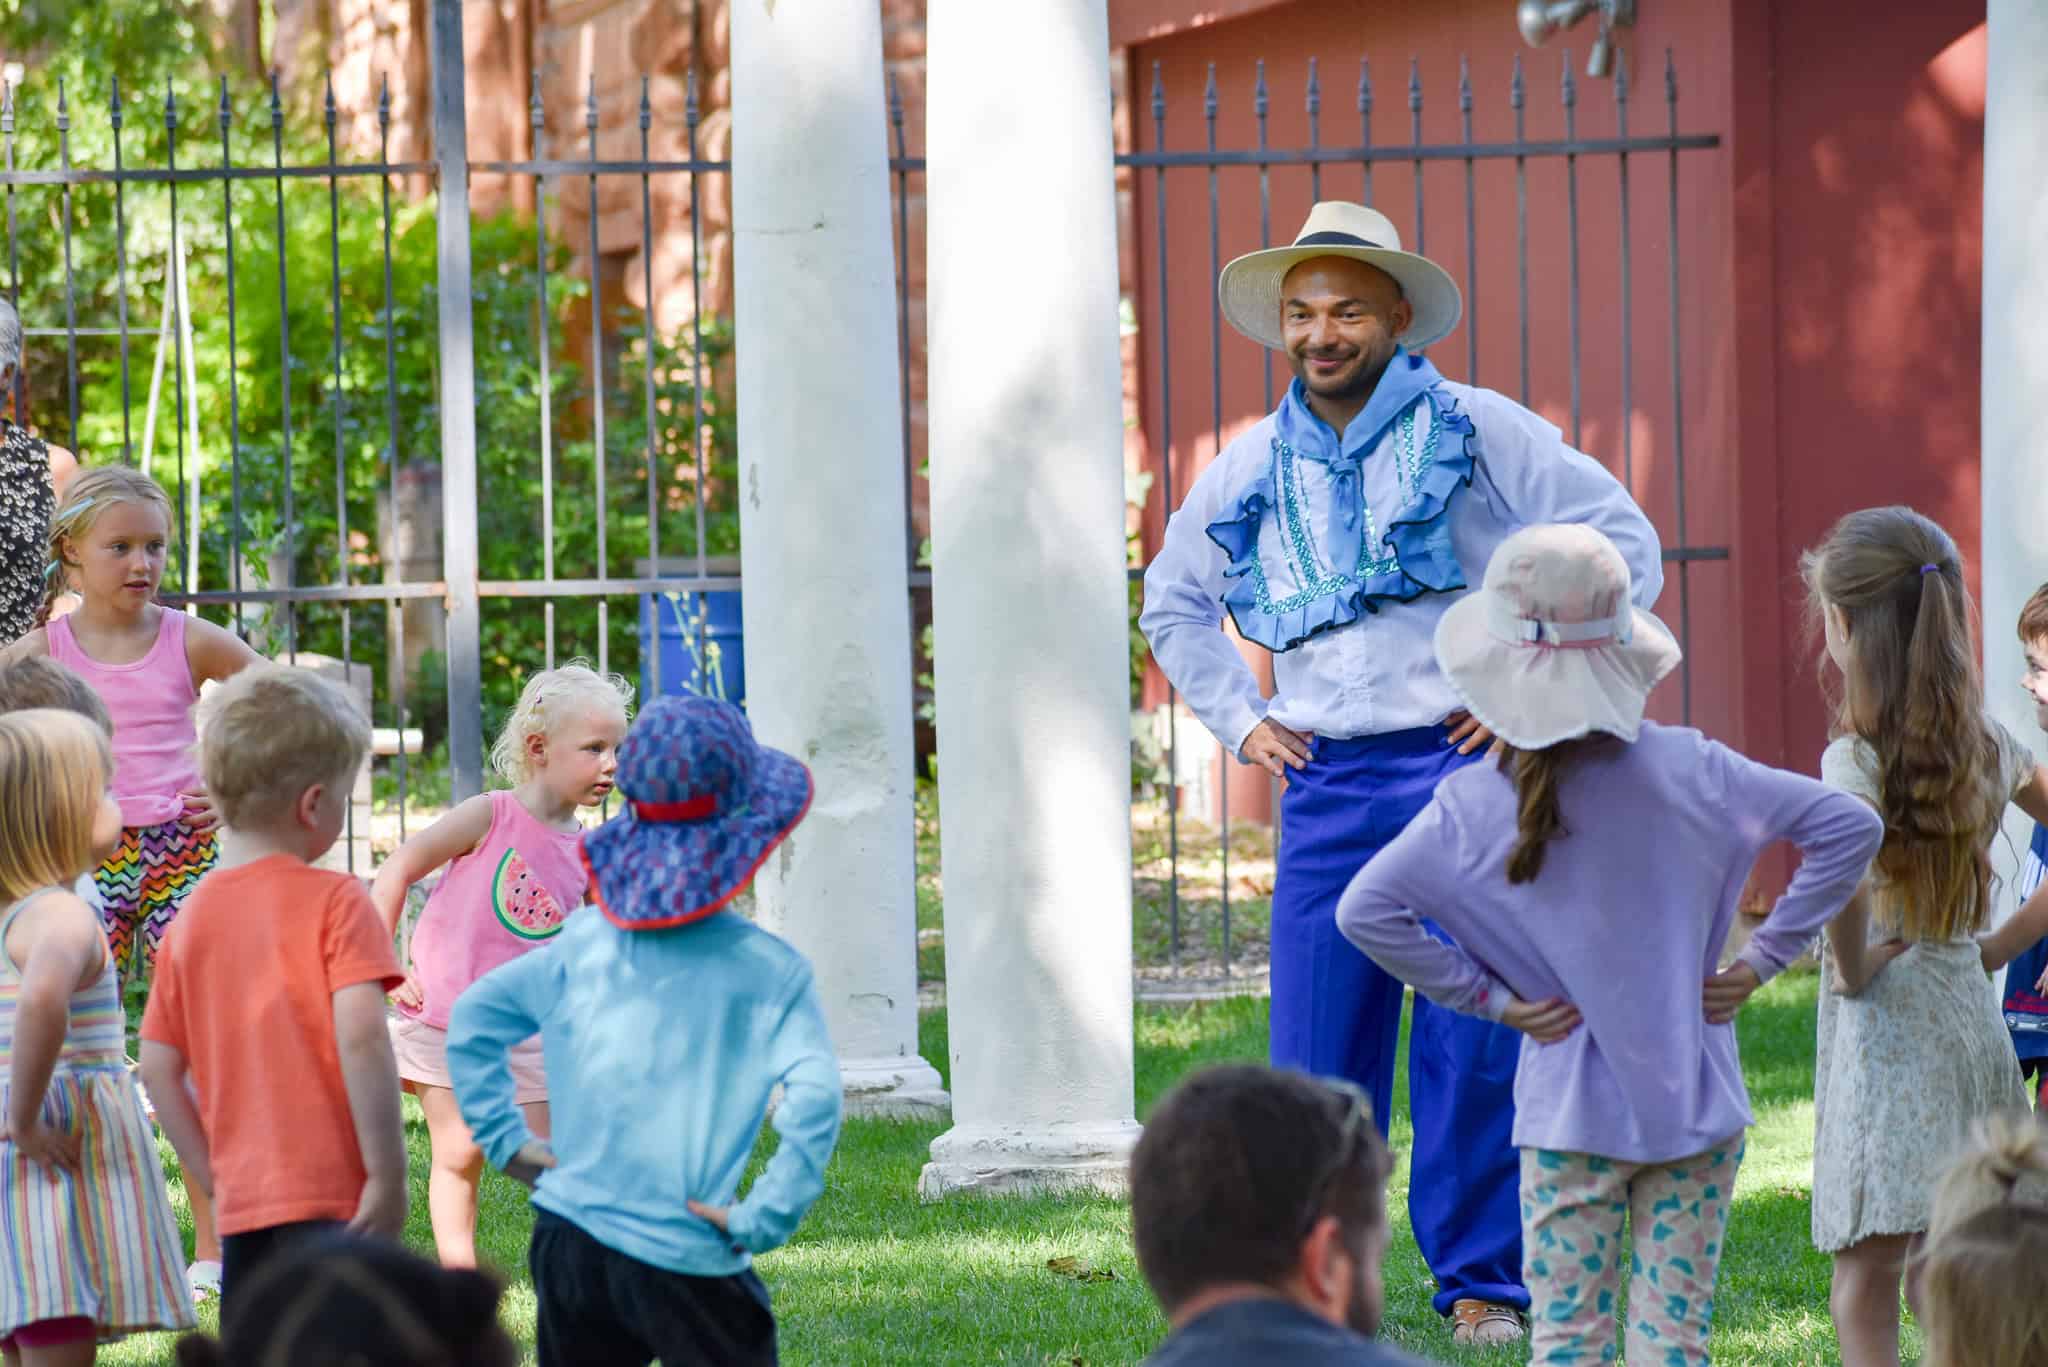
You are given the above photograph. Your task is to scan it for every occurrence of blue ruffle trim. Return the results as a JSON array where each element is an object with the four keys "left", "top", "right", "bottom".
[{"left": 1204, "top": 388, "right": 1477, "bottom": 654}]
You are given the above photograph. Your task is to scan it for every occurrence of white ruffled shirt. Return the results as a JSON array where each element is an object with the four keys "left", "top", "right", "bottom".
[{"left": 1139, "top": 378, "right": 1665, "bottom": 755}]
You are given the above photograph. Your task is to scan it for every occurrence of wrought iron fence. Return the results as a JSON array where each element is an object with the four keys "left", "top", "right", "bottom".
[{"left": 1, "top": 20, "right": 1719, "bottom": 980}]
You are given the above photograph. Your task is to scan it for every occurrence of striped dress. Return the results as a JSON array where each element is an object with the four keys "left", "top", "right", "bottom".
[{"left": 1, "top": 888, "right": 193, "bottom": 1340}]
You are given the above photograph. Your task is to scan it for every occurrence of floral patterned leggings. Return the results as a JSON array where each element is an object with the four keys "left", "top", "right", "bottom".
[{"left": 1520, "top": 1136, "right": 1745, "bottom": 1365}]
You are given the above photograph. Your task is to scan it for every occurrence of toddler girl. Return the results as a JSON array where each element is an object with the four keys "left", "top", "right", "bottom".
[
  {"left": 1917, "top": 1110, "right": 2048, "bottom": 1367},
  {"left": 0, "top": 708, "right": 195, "bottom": 1360},
  {"left": 371, "top": 663, "right": 631, "bottom": 1267},
  {"left": 1802, "top": 505, "right": 2048, "bottom": 1367},
  {"left": 0, "top": 464, "right": 262, "bottom": 1300},
  {"left": 1337, "top": 523, "right": 1885, "bottom": 1366}
]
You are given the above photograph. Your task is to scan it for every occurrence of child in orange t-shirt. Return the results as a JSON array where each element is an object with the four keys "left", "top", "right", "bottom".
[{"left": 138, "top": 665, "right": 407, "bottom": 1309}]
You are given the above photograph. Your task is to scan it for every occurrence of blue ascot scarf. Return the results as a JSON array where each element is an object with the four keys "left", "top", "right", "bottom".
[{"left": 1204, "top": 348, "right": 1477, "bottom": 653}]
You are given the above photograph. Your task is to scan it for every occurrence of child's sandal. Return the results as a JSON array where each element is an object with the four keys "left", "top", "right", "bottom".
[{"left": 1449, "top": 1299, "right": 1525, "bottom": 1347}]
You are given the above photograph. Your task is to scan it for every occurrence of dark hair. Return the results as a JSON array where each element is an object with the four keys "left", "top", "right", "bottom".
[
  {"left": 1129, "top": 1064, "right": 1391, "bottom": 1315},
  {"left": 0, "top": 656, "right": 111, "bottom": 736},
  {"left": 173, "top": 1236, "right": 517, "bottom": 1367},
  {"left": 1801, "top": 506, "right": 2000, "bottom": 940},
  {"left": 1498, "top": 735, "right": 1612, "bottom": 884},
  {"left": 2020, "top": 582, "right": 2048, "bottom": 649}
]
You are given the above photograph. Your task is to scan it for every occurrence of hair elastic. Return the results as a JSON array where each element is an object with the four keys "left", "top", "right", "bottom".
[{"left": 1920, "top": 563, "right": 1939, "bottom": 576}]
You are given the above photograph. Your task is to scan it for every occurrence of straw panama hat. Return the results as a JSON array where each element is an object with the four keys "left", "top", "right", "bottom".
[
  {"left": 1433, "top": 523, "right": 1682, "bottom": 751},
  {"left": 1218, "top": 201, "right": 1465, "bottom": 351}
]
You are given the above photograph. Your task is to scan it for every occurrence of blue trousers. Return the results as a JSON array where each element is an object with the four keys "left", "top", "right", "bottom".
[{"left": 1269, "top": 725, "right": 1528, "bottom": 1316}]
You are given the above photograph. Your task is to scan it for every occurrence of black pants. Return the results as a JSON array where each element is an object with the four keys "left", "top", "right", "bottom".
[
  {"left": 220, "top": 1218, "right": 346, "bottom": 1315},
  {"left": 530, "top": 1209, "right": 777, "bottom": 1367}
]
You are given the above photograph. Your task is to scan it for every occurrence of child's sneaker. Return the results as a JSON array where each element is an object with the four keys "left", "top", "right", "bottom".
[{"left": 186, "top": 1259, "right": 221, "bottom": 1304}]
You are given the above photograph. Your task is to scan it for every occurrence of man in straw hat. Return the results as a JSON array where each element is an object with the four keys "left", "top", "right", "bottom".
[{"left": 1139, "top": 201, "right": 1664, "bottom": 1348}]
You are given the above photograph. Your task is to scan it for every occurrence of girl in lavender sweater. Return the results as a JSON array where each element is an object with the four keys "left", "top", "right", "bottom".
[{"left": 1337, "top": 523, "right": 1884, "bottom": 1366}]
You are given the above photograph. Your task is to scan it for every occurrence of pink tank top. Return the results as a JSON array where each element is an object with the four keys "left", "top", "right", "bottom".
[
  {"left": 47, "top": 609, "right": 199, "bottom": 828},
  {"left": 403, "top": 790, "right": 586, "bottom": 1028}
]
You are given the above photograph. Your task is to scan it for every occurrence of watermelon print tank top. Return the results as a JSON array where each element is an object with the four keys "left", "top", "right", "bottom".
[{"left": 402, "top": 791, "right": 586, "bottom": 1029}]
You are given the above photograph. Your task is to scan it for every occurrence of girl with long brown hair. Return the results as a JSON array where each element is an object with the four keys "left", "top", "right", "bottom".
[{"left": 1802, "top": 506, "right": 2048, "bottom": 1367}]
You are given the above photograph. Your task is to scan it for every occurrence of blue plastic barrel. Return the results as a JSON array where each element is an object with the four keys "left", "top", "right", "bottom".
[{"left": 639, "top": 589, "right": 746, "bottom": 707}]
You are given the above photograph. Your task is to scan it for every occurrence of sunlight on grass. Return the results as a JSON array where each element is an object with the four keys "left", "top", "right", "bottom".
[{"left": 101, "top": 974, "right": 1864, "bottom": 1366}]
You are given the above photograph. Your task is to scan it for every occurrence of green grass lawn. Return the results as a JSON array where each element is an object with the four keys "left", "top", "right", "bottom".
[{"left": 107, "top": 972, "right": 1883, "bottom": 1365}]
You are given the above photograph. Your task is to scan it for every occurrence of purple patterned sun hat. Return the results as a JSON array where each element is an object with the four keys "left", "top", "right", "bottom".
[{"left": 580, "top": 694, "right": 813, "bottom": 931}]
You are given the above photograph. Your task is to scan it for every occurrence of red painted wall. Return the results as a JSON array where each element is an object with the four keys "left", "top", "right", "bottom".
[{"left": 1117, "top": 0, "right": 1987, "bottom": 838}]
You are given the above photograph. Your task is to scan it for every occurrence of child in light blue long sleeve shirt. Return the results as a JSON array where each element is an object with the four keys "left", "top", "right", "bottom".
[{"left": 446, "top": 694, "right": 840, "bottom": 1367}]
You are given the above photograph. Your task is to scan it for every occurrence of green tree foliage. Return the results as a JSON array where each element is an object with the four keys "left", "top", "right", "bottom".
[{"left": 3, "top": 0, "right": 740, "bottom": 750}]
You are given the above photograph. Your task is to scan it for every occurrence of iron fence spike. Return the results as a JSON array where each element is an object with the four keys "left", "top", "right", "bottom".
[
  {"left": 1358, "top": 56, "right": 1371, "bottom": 115},
  {"left": 270, "top": 71, "right": 283, "bottom": 127},
  {"left": 1460, "top": 54, "right": 1472, "bottom": 111},
  {"left": 1253, "top": 58, "right": 1267, "bottom": 118},
  {"left": 888, "top": 69, "right": 903, "bottom": 124},
  {"left": 323, "top": 70, "right": 335, "bottom": 126},
  {"left": 1203, "top": 61, "right": 1217, "bottom": 119},
  {"left": 1511, "top": 52, "right": 1524, "bottom": 108},
  {"left": 378, "top": 73, "right": 390, "bottom": 126},
  {"left": 1409, "top": 56, "right": 1421, "bottom": 112},
  {"left": 56, "top": 75, "right": 67, "bottom": 122},
  {"left": 1665, "top": 47, "right": 1678, "bottom": 103},
  {"left": 220, "top": 73, "right": 232, "bottom": 128},
  {"left": 587, "top": 73, "right": 599, "bottom": 130},
  {"left": 1561, "top": 51, "right": 1576, "bottom": 106},
  {"left": 1615, "top": 47, "right": 1629, "bottom": 103},
  {"left": 164, "top": 78, "right": 176, "bottom": 131},
  {"left": 1306, "top": 56, "right": 1320, "bottom": 115},
  {"left": 639, "top": 74, "right": 651, "bottom": 130},
  {"left": 110, "top": 75, "right": 122, "bottom": 126},
  {"left": 530, "top": 70, "right": 544, "bottom": 128},
  {"left": 1150, "top": 60, "right": 1164, "bottom": 120}
]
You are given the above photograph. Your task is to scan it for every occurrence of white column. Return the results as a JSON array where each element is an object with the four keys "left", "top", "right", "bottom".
[
  {"left": 919, "top": 0, "right": 1140, "bottom": 1197},
  {"left": 730, "top": 0, "right": 946, "bottom": 1118},
  {"left": 1983, "top": 0, "right": 2048, "bottom": 935}
]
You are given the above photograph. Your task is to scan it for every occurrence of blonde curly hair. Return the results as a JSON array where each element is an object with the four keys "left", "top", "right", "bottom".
[{"left": 489, "top": 662, "right": 635, "bottom": 786}]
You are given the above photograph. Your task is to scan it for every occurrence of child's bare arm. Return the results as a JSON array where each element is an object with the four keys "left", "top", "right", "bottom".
[
  {"left": 332, "top": 980, "right": 408, "bottom": 1236},
  {"left": 183, "top": 615, "right": 267, "bottom": 688},
  {"left": 138, "top": 1041, "right": 214, "bottom": 1198},
  {"left": 0, "top": 627, "right": 50, "bottom": 667},
  {"left": 1827, "top": 884, "right": 1908, "bottom": 997},
  {"left": 1978, "top": 764, "right": 2048, "bottom": 972},
  {"left": 369, "top": 795, "right": 495, "bottom": 936},
  {"left": 1, "top": 894, "right": 100, "bottom": 1170}
]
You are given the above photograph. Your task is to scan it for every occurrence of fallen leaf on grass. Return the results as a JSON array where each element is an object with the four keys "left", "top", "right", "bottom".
[{"left": 1045, "top": 1255, "right": 1116, "bottom": 1283}]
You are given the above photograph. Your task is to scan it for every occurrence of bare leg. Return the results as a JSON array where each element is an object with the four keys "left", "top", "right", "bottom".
[
  {"left": 190, "top": 1180, "right": 220, "bottom": 1263},
  {"left": 523, "top": 1100, "right": 550, "bottom": 1141},
  {"left": 1832, "top": 1232, "right": 1915, "bottom": 1367},
  {"left": 19, "top": 1338, "right": 96, "bottom": 1367},
  {"left": 416, "top": 1083, "right": 487, "bottom": 1269}
]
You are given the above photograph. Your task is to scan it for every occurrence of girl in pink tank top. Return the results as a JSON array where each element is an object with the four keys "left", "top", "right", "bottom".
[
  {"left": 0, "top": 465, "right": 264, "bottom": 1296},
  {"left": 371, "top": 662, "right": 631, "bottom": 1267}
]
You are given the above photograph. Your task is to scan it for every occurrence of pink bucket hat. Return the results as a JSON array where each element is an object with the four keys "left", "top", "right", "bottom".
[{"left": 1432, "top": 523, "right": 1681, "bottom": 749}]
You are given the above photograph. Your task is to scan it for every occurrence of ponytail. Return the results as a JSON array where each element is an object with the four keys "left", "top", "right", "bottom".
[
  {"left": 1928, "top": 1108, "right": 2048, "bottom": 1246},
  {"left": 1503, "top": 744, "right": 1564, "bottom": 884},
  {"left": 1802, "top": 508, "right": 2001, "bottom": 941}
]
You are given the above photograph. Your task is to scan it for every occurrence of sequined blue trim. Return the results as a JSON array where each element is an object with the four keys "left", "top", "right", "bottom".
[{"left": 1205, "top": 385, "right": 1476, "bottom": 653}]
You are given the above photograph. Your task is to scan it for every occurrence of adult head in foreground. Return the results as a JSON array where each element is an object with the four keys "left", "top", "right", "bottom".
[
  {"left": 1139, "top": 200, "right": 1665, "bottom": 1347},
  {"left": 1130, "top": 1064, "right": 1428, "bottom": 1365}
]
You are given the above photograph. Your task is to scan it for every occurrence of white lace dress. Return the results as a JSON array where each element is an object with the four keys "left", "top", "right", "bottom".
[{"left": 1809, "top": 721, "right": 2034, "bottom": 1251}]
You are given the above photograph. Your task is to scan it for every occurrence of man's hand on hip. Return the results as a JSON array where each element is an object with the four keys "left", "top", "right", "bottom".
[{"left": 1240, "top": 719, "right": 1312, "bottom": 788}]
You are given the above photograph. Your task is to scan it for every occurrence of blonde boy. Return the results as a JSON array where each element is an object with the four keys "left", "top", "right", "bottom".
[{"left": 138, "top": 665, "right": 407, "bottom": 1309}]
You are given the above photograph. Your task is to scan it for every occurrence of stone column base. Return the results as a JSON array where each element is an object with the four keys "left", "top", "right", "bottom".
[
  {"left": 841, "top": 1055, "right": 951, "bottom": 1120},
  {"left": 917, "top": 1121, "right": 1143, "bottom": 1200}
]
